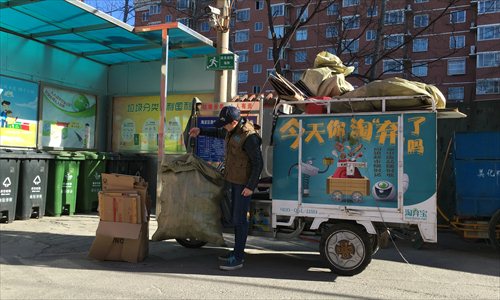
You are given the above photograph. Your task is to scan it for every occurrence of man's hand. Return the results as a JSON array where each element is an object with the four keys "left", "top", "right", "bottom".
[
  {"left": 241, "top": 187, "right": 253, "bottom": 197},
  {"left": 189, "top": 127, "right": 201, "bottom": 137}
]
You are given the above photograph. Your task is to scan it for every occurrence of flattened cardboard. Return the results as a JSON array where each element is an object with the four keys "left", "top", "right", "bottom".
[
  {"left": 98, "top": 192, "right": 141, "bottom": 224},
  {"left": 88, "top": 221, "right": 149, "bottom": 263},
  {"left": 101, "top": 173, "right": 142, "bottom": 191}
]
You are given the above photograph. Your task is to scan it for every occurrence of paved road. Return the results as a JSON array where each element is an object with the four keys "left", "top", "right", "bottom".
[{"left": 1, "top": 214, "right": 499, "bottom": 299}]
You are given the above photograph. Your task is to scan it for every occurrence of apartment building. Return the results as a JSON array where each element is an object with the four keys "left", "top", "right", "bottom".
[{"left": 134, "top": 0, "right": 500, "bottom": 104}]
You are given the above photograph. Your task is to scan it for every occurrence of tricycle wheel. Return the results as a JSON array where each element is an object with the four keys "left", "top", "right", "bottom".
[
  {"left": 488, "top": 210, "right": 500, "bottom": 251},
  {"left": 175, "top": 238, "right": 207, "bottom": 248},
  {"left": 320, "top": 223, "right": 372, "bottom": 276}
]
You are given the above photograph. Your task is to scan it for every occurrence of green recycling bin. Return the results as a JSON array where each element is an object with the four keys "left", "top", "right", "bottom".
[
  {"left": 46, "top": 151, "right": 84, "bottom": 217},
  {"left": 76, "top": 151, "right": 107, "bottom": 213}
]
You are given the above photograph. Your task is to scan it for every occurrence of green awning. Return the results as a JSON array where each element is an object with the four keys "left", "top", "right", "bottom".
[{"left": 0, "top": 0, "right": 215, "bottom": 65}]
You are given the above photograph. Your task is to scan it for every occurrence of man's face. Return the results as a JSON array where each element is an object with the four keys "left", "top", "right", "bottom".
[{"left": 223, "top": 120, "right": 239, "bottom": 132}]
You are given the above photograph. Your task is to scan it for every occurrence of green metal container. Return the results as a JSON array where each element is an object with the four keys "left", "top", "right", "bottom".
[
  {"left": 46, "top": 151, "right": 84, "bottom": 217},
  {"left": 76, "top": 151, "right": 107, "bottom": 213}
]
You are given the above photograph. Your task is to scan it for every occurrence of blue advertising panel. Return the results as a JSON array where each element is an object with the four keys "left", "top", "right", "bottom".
[
  {"left": 0, "top": 76, "right": 39, "bottom": 148},
  {"left": 272, "top": 112, "right": 436, "bottom": 209},
  {"left": 196, "top": 115, "right": 258, "bottom": 163}
]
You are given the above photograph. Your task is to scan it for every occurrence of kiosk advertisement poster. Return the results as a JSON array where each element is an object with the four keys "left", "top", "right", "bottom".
[
  {"left": 112, "top": 94, "right": 214, "bottom": 153},
  {"left": 41, "top": 86, "right": 96, "bottom": 149},
  {"left": 0, "top": 76, "right": 39, "bottom": 148},
  {"left": 272, "top": 112, "right": 435, "bottom": 213}
]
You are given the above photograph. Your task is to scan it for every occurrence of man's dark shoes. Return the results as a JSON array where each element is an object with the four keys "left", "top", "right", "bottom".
[{"left": 219, "top": 255, "right": 243, "bottom": 271}]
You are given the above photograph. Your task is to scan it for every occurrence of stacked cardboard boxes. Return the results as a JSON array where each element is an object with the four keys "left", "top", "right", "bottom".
[{"left": 88, "top": 173, "right": 150, "bottom": 263}]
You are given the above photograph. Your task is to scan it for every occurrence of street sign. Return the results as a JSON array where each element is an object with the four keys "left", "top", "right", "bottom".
[{"left": 206, "top": 54, "right": 235, "bottom": 70}]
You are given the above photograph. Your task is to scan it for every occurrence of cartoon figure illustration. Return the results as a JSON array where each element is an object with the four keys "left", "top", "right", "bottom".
[
  {"left": 288, "top": 156, "right": 333, "bottom": 197},
  {"left": 1, "top": 100, "right": 13, "bottom": 128},
  {"left": 327, "top": 140, "right": 370, "bottom": 202}
]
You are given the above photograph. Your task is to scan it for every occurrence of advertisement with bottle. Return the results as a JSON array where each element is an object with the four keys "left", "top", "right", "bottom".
[
  {"left": 41, "top": 86, "right": 96, "bottom": 149},
  {"left": 272, "top": 112, "right": 436, "bottom": 213},
  {"left": 0, "top": 76, "right": 39, "bottom": 148},
  {"left": 112, "top": 94, "right": 214, "bottom": 153}
]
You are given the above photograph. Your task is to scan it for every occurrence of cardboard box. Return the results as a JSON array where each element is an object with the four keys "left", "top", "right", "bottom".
[
  {"left": 98, "top": 191, "right": 142, "bottom": 224},
  {"left": 88, "top": 221, "right": 149, "bottom": 263},
  {"left": 101, "top": 173, "right": 143, "bottom": 191},
  {"left": 101, "top": 173, "right": 150, "bottom": 220}
]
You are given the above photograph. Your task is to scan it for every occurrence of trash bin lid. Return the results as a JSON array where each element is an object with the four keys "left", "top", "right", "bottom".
[
  {"left": 0, "top": 149, "right": 24, "bottom": 159},
  {"left": 49, "top": 151, "right": 85, "bottom": 160},
  {"left": 77, "top": 151, "right": 107, "bottom": 160},
  {"left": 22, "top": 150, "right": 55, "bottom": 160}
]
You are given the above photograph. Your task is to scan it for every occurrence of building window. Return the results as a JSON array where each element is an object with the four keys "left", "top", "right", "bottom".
[
  {"left": 253, "top": 64, "right": 262, "bottom": 73},
  {"left": 326, "top": 25, "right": 338, "bottom": 38},
  {"left": 236, "top": 9, "right": 250, "bottom": 22},
  {"left": 349, "top": 61, "right": 359, "bottom": 74},
  {"left": 254, "top": 43, "right": 263, "bottom": 53},
  {"left": 384, "top": 34, "right": 404, "bottom": 50},
  {"left": 296, "top": 28, "right": 308, "bottom": 41},
  {"left": 295, "top": 50, "right": 307, "bottom": 62},
  {"left": 478, "top": 24, "right": 500, "bottom": 41},
  {"left": 383, "top": 59, "right": 403, "bottom": 73},
  {"left": 477, "top": 51, "right": 500, "bottom": 68},
  {"left": 412, "top": 62, "right": 428, "bottom": 77},
  {"left": 413, "top": 37, "right": 428, "bottom": 52},
  {"left": 177, "top": 18, "right": 192, "bottom": 28},
  {"left": 255, "top": 22, "right": 263, "bottom": 31},
  {"left": 447, "top": 59, "right": 466, "bottom": 75},
  {"left": 448, "top": 87, "right": 464, "bottom": 101},
  {"left": 268, "top": 25, "right": 285, "bottom": 39},
  {"left": 236, "top": 50, "right": 248, "bottom": 63},
  {"left": 142, "top": 12, "right": 149, "bottom": 22},
  {"left": 342, "top": 0, "right": 360, "bottom": 7},
  {"left": 367, "top": 6, "right": 378, "bottom": 17},
  {"left": 256, "top": 0, "right": 264, "bottom": 10},
  {"left": 165, "top": 15, "right": 172, "bottom": 22},
  {"left": 297, "top": 7, "right": 308, "bottom": 22},
  {"left": 235, "top": 30, "right": 249, "bottom": 42},
  {"left": 271, "top": 3, "right": 285, "bottom": 16},
  {"left": 149, "top": 4, "right": 161, "bottom": 15},
  {"left": 478, "top": 0, "right": 500, "bottom": 14},
  {"left": 292, "top": 71, "right": 302, "bottom": 82},
  {"left": 267, "top": 48, "right": 273, "bottom": 60},
  {"left": 253, "top": 86, "right": 261, "bottom": 93},
  {"left": 449, "top": 35, "right": 465, "bottom": 49},
  {"left": 177, "top": 0, "right": 193, "bottom": 10},
  {"left": 325, "top": 47, "right": 337, "bottom": 55},
  {"left": 415, "top": 0, "right": 429, "bottom": 3},
  {"left": 341, "top": 39, "right": 359, "bottom": 53},
  {"left": 365, "top": 55, "right": 373, "bottom": 65},
  {"left": 450, "top": 10, "right": 466, "bottom": 24},
  {"left": 414, "top": 14, "right": 429, "bottom": 28},
  {"left": 238, "top": 71, "right": 248, "bottom": 83},
  {"left": 476, "top": 78, "right": 500, "bottom": 94},
  {"left": 366, "top": 29, "right": 376, "bottom": 41},
  {"left": 327, "top": 4, "right": 339, "bottom": 15},
  {"left": 200, "top": 21, "right": 210, "bottom": 32},
  {"left": 267, "top": 69, "right": 277, "bottom": 77},
  {"left": 342, "top": 15, "right": 360, "bottom": 30},
  {"left": 385, "top": 10, "right": 405, "bottom": 25}
]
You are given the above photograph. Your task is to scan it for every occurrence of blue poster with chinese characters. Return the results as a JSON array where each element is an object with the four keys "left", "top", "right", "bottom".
[{"left": 272, "top": 112, "right": 436, "bottom": 210}]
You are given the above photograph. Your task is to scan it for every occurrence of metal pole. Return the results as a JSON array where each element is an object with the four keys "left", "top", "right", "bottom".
[{"left": 216, "top": 0, "right": 229, "bottom": 103}]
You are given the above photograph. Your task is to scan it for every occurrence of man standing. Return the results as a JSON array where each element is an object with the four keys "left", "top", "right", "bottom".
[{"left": 189, "top": 106, "right": 263, "bottom": 271}]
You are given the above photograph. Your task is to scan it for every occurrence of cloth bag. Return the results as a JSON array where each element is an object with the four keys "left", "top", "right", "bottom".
[{"left": 152, "top": 154, "right": 226, "bottom": 246}]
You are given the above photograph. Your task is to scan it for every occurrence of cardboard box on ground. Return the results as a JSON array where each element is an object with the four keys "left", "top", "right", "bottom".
[{"left": 88, "top": 173, "right": 151, "bottom": 263}]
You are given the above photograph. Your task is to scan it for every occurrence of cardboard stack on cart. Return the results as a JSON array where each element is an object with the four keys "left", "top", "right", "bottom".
[{"left": 88, "top": 173, "right": 150, "bottom": 263}]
